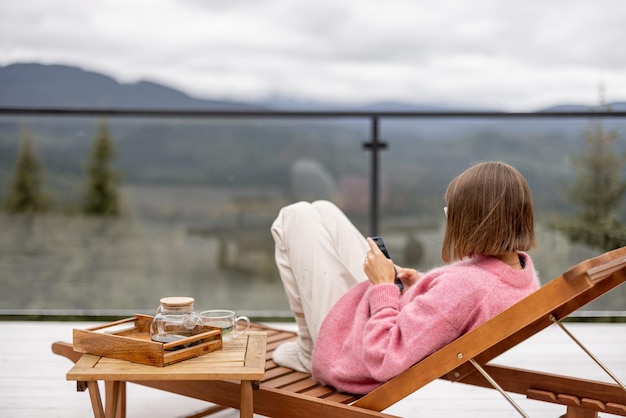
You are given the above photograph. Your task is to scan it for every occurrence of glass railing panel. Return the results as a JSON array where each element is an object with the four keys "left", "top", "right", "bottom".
[{"left": 0, "top": 112, "right": 624, "bottom": 317}]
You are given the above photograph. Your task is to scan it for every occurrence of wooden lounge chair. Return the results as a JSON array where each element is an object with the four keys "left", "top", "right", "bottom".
[{"left": 53, "top": 246, "right": 626, "bottom": 418}]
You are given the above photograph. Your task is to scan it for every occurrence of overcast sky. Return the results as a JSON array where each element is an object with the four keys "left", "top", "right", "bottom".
[{"left": 1, "top": 0, "right": 625, "bottom": 110}]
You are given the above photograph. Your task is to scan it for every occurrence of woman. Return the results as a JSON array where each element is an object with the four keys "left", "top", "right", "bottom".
[{"left": 270, "top": 161, "right": 540, "bottom": 394}]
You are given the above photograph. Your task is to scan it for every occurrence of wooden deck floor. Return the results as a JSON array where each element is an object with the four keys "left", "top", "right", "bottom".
[{"left": 1, "top": 321, "right": 625, "bottom": 418}]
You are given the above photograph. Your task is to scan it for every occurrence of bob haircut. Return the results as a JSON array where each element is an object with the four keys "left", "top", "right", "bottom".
[{"left": 442, "top": 161, "right": 536, "bottom": 263}]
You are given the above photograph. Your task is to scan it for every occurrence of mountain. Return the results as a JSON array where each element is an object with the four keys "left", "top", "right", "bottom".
[
  {"left": 3, "top": 62, "right": 625, "bottom": 112},
  {"left": 0, "top": 63, "right": 467, "bottom": 111},
  {"left": 539, "top": 103, "right": 626, "bottom": 112},
  {"left": 0, "top": 63, "right": 258, "bottom": 110}
]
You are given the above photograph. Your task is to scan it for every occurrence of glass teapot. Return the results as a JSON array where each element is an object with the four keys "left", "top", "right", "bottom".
[{"left": 150, "top": 296, "right": 203, "bottom": 343}]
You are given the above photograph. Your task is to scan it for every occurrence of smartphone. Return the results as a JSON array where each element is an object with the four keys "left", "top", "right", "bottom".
[
  {"left": 371, "top": 236, "right": 391, "bottom": 259},
  {"left": 370, "top": 236, "right": 404, "bottom": 292}
]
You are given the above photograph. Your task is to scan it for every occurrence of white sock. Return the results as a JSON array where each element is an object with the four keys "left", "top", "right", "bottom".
[
  {"left": 272, "top": 313, "right": 313, "bottom": 373},
  {"left": 294, "top": 315, "right": 313, "bottom": 361},
  {"left": 272, "top": 340, "right": 311, "bottom": 373}
]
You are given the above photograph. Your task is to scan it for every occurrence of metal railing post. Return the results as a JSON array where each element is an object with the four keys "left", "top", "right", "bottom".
[{"left": 363, "top": 116, "right": 387, "bottom": 236}]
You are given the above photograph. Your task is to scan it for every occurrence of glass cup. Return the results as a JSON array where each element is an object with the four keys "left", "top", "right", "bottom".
[{"left": 200, "top": 309, "right": 250, "bottom": 342}]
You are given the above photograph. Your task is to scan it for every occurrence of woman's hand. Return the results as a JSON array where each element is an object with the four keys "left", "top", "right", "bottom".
[
  {"left": 364, "top": 237, "right": 396, "bottom": 285},
  {"left": 395, "top": 266, "right": 421, "bottom": 288}
]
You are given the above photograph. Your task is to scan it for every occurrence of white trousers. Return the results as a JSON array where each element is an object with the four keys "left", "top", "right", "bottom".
[{"left": 270, "top": 200, "right": 369, "bottom": 342}]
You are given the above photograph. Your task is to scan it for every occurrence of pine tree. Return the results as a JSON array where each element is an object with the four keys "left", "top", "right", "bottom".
[
  {"left": 83, "top": 120, "right": 120, "bottom": 216},
  {"left": 4, "top": 130, "right": 48, "bottom": 213},
  {"left": 558, "top": 115, "right": 626, "bottom": 251}
]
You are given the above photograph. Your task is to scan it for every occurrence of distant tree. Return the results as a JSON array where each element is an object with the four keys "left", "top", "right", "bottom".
[
  {"left": 83, "top": 120, "right": 120, "bottom": 216},
  {"left": 4, "top": 130, "right": 48, "bottom": 213},
  {"left": 557, "top": 112, "right": 626, "bottom": 251}
]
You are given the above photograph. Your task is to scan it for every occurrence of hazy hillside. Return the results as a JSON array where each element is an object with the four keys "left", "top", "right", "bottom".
[
  {"left": 3, "top": 62, "right": 625, "bottom": 112},
  {"left": 0, "top": 63, "right": 258, "bottom": 109}
]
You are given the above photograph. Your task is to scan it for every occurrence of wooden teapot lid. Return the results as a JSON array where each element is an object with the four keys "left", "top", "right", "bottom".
[{"left": 159, "top": 296, "right": 195, "bottom": 308}]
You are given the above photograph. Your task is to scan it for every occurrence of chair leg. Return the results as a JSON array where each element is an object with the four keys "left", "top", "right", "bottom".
[
  {"left": 559, "top": 406, "right": 598, "bottom": 418},
  {"left": 180, "top": 405, "right": 230, "bottom": 418}
]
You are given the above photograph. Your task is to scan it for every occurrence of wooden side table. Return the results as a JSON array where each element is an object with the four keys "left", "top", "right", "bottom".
[{"left": 67, "top": 331, "right": 267, "bottom": 418}]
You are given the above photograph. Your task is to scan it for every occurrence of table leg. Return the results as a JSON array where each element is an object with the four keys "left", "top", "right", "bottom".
[
  {"left": 118, "top": 382, "right": 126, "bottom": 418},
  {"left": 240, "top": 380, "right": 253, "bottom": 418},
  {"left": 86, "top": 381, "right": 105, "bottom": 418},
  {"left": 104, "top": 381, "right": 126, "bottom": 418},
  {"left": 104, "top": 381, "right": 121, "bottom": 418}
]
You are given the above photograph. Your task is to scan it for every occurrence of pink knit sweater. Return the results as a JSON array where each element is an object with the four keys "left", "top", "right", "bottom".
[{"left": 311, "top": 253, "right": 540, "bottom": 394}]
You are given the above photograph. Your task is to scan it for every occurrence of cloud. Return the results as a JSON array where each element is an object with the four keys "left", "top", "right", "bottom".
[{"left": 0, "top": 0, "right": 625, "bottom": 110}]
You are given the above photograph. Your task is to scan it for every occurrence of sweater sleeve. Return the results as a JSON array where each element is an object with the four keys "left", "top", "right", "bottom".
[{"left": 361, "top": 274, "right": 476, "bottom": 382}]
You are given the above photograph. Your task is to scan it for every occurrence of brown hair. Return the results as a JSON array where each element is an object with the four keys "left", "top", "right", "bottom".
[{"left": 441, "top": 161, "right": 536, "bottom": 263}]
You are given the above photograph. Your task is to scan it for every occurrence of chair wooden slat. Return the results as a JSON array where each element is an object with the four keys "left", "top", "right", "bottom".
[
  {"left": 261, "top": 371, "right": 310, "bottom": 389},
  {"left": 278, "top": 377, "right": 324, "bottom": 393}
]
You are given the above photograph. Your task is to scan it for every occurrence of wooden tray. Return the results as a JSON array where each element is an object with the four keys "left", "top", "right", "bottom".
[{"left": 73, "top": 313, "right": 222, "bottom": 367}]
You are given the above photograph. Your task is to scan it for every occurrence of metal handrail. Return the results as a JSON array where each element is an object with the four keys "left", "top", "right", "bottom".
[{"left": 2, "top": 107, "right": 626, "bottom": 118}]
